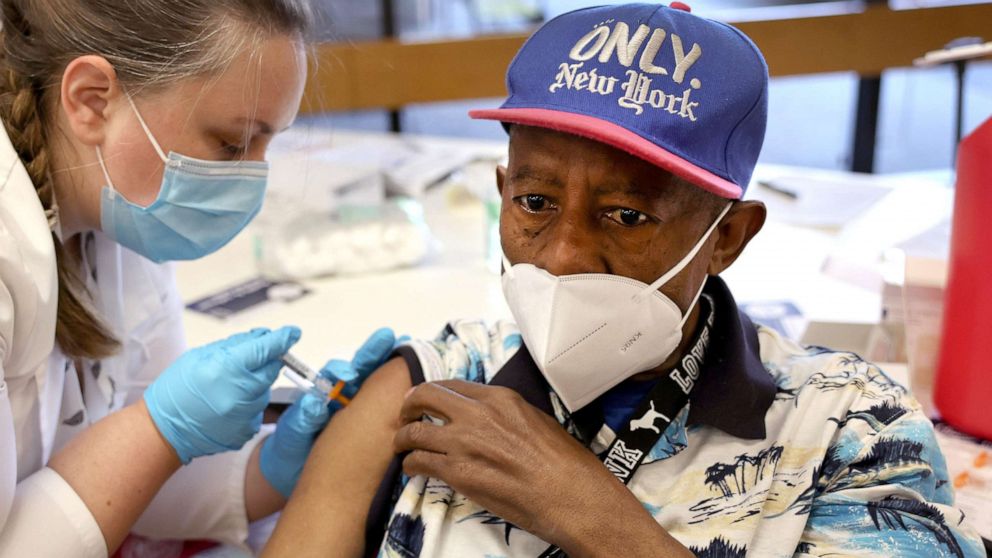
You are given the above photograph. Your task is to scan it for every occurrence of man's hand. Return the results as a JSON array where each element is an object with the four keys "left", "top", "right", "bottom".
[{"left": 394, "top": 380, "right": 690, "bottom": 556}]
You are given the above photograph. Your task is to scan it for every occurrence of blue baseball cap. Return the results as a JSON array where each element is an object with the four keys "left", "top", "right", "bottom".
[{"left": 470, "top": 2, "right": 768, "bottom": 199}]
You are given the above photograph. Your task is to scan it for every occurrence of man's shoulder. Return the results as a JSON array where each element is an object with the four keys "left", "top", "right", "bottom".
[
  {"left": 402, "top": 319, "right": 522, "bottom": 384},
  {"left": 752, "top": 326, "right": 957, "bottom": 503},
  {"left": 752, "top": 326, "right": 948, "bottom": 488},
  {"left": 756, "top": 324, "right": 911, "bottom": 410}
]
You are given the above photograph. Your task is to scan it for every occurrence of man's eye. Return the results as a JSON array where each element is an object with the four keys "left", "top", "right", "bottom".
[
  {"left": 606, "top": 208, "right": 649, "bottom": 226},
  {"left": 516, "top": 194, "right": 552, "bottom": 213}
]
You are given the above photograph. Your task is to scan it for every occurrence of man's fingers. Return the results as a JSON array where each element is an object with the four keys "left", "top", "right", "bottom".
[
  {"left": 401, "top": 449, "right": 449, "bottom": 480},
  {"left": 399, "top": 382, "right": 475, "bottom": 425},
  {"left": 430, "top": 379, "right": 509, "bottom": 402},
  {"left": 394, "top": 420, "right": 449, "bottom": 454}
]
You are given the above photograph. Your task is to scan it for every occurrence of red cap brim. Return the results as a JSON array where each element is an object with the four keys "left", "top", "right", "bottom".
[{"left": 469, "top": 107, "right": 742, "bottom": 199}]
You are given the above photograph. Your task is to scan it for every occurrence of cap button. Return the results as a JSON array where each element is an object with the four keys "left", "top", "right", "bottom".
[{"left": 670, "top": 1, "right": 692, "bottom": 12}]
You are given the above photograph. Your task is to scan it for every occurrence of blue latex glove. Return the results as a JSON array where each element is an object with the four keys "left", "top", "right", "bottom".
[
  {"left": 145, "top": 326, "right": 301, "bottom": 464},
  {"left": 259, "top": 327, "right": 401, "bottom": 498}
]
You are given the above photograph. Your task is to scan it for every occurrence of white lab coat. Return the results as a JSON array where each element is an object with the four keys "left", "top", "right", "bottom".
[{"left": 0, "top": 124, "right": 267, "bottom": 557}]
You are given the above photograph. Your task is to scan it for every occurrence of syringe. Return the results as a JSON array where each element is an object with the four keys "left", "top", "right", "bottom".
[{"left": 280, "top": 352, "right": 352, "bottom": 406}]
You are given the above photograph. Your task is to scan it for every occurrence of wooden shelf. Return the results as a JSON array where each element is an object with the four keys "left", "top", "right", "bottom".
[{"left": 301, "top": 2, "right": 992, "bottom": 113}]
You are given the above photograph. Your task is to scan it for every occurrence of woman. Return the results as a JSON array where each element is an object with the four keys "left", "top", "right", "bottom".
[{"left": 0, "top": 0, "right": 392, "bottom": 555}]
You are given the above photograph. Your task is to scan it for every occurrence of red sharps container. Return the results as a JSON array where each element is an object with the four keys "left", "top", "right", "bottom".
[{"left": 935, "top": 116, "right": 992, "bottom": 439}]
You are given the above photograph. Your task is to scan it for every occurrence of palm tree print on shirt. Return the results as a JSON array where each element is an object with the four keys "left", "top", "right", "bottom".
[{"left": 703, "top": 445, "right": 785, "bottom": 499}]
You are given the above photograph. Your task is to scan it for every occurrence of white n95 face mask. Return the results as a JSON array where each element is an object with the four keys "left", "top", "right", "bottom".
[{"left": 501, "top": 203, "right": 732, "bottom": 412}]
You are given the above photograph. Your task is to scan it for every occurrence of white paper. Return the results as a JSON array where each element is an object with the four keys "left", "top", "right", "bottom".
[{"left": 748, "top": 175, "right": 893, "bottom": 228}]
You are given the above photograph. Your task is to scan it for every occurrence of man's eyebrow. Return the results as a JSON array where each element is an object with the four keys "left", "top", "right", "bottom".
[
  {"left": 510, "top": 166, "right": 563, "bottom": 187},
  {"left": 593, "top": 182, "right": 659, "bottom": 202}
]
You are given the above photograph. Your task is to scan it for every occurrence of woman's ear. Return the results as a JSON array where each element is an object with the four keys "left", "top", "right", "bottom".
[
  {"left": 707, "top": 200, "right": 766, "bottom": 275},
  {"left": 59, "top": 55, "right": 122, "bottom": 147}
]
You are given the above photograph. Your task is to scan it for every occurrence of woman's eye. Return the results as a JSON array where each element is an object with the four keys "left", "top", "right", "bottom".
[
  {"left": 516, "top": 194, "right": 552, "bottom": 213},
  {"left": 606, "top": 208, "right": 649, "bottom": 226}
]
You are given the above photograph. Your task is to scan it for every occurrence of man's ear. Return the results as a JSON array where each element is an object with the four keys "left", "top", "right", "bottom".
[
  {"left": 496, "top": 165, "right": 507, "bottom": 197},
  {"left": 707, "top": 200, "right": 765, "bottom": 275},
  {"left": 59, "top": 55, "right": 122, "bottom": 147}
]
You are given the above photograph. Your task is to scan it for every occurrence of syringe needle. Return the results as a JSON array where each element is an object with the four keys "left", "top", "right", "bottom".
[{"left": 280, "top": 352, "right": 352, "bottom": 407}]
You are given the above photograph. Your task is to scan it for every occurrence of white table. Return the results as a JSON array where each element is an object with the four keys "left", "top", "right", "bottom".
[{"left": 176, "top": 192, "right": 509, "bottom": 373}]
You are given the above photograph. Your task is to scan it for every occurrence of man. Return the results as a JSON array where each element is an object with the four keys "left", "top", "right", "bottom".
[{"left": 264, "top": 3, "right": 986, "bottom": 557}]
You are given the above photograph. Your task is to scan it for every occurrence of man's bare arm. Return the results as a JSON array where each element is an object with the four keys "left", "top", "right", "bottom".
[{"left": 262, "top": 357, "right": 412, "bottom": 558}]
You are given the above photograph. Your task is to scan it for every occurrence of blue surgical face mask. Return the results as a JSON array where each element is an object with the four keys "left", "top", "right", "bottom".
[{"left": 97, "top": 96, "right": 269, "bottom": 263}]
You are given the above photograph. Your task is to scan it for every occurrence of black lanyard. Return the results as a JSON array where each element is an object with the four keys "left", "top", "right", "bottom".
[{"left": 538, "top": 295, "right": 713, "bottom": 558}]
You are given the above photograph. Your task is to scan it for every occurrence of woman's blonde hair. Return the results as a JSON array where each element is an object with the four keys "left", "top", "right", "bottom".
[{"left": 0, "top": 0, "right": 313, "bottom": 359}]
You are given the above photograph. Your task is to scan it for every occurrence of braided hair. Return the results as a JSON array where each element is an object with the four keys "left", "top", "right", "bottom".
[{"left": 0, "top": 1, "right": 118, "bottom": 359}]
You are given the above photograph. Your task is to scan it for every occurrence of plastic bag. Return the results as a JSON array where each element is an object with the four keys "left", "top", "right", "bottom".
[{"left": 254, "top": 199, "right": 432, "bottom": 280}]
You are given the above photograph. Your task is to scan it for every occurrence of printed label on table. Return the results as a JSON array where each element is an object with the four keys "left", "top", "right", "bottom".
[{"left": 186, "top": 277, "right": 310, "bottom": 319}]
